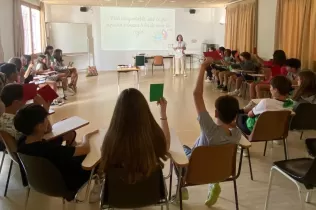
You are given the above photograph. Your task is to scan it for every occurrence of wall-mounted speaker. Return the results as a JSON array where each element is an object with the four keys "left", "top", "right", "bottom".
[
  {"left": 80, "top": 7, "right": 89, "bottom": 12},
  {"left": 189, "top": 9, "right": 196, "bottom": 14}
]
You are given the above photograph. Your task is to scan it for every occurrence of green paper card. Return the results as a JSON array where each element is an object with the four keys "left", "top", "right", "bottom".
[{"left": 150, "top": 84, "right": 164, "bottom": 102}]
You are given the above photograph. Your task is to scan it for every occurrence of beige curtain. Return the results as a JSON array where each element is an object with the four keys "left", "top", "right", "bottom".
[
  {"left": 13, "top": 0, "right": 25, "bottom": 57},
  {"left": 225, "top": 0, "right": 257, "bottom": 52},
  {"left": 0, "top": 31, "right": 4, "bottom": 62},
  {"left": 40, "top": 2, "right": 47, "bottom": 52},
  {"left": 275, "top": 0, "right": 316, "bottom": 70}
]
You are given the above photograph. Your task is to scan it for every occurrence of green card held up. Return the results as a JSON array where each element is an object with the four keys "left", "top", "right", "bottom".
[{"left": 150, "top": 84, "right": 164, "bottom": 102}]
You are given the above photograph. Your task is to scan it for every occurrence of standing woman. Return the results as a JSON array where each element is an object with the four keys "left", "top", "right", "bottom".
[
  {"left": 173, "top": 34, "right": 187, "bottom": 77},
  {"left": 44, "top": 46, "right": 54, "bottom": 70},
  {"left": 53, "top": 49, "right": 79, "bottom": 92}
]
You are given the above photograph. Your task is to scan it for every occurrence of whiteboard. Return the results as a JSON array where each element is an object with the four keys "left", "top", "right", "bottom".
[{"left": 46, "top": 23, "right": 89, "bottom": 54}]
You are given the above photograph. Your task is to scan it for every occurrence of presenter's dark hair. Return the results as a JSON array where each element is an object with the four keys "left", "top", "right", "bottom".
[{"left": 176, "top": 34, "right": 183, "bottom": 41}]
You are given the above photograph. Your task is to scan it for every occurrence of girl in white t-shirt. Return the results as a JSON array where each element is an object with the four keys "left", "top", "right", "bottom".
[{"left": 173, "top": 34, "right": 187, "bottom": 77}]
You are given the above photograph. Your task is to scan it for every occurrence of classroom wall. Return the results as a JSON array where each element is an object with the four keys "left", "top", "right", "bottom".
[
  {"left": 45, "top": 5, "right": 226, "bottom": 71},
  {"left": 0, "top": 0, "right": 14, "bottom": 61},
  {"left": 257, "top": 0, "right": 277, "bottom": 60}
]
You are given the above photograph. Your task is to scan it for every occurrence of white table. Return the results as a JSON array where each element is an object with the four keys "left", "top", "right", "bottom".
[
  {"left": 43, "top": 116, "right": 89, "bottom": 140},
  {"left": 117, "top": 67, "right": 140, "bottom": 92}
]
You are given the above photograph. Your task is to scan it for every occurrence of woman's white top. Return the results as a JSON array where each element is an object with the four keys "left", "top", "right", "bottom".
[{"left": 174, "top": 41, "right": 186, "bottom": 58}]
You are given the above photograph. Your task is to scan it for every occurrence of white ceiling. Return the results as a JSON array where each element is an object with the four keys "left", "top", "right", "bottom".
[{"left": 41, "top": 0, "right": 237, "bottom": 8}]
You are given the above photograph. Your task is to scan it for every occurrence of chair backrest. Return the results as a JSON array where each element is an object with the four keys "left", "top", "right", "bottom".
[
  {"left": 102, "top": 168, "right": 165, "bottom": 209},
  {"left": 249, "top": 111, "right": 291, "bottom": 142},
  {"left": 185, "top": 144, "right": 237, "bottom": 185},
  {"left": 0, "top": 131, "right": 19, "bottom": 163},
  {"left": 290, "top": 103, "right": 316, "bottom": 131},
  {"left": 135, "top": 55, "right": 145, "bottom": 66},
  {"left": 153, "top": 56, "right": 163, "bottom": 65},
  {"left": 306, "top": 138, "right": 316, "bottom": 157},
  {"left": 18, "top": 153, "right": 75, "bottom": 201}
]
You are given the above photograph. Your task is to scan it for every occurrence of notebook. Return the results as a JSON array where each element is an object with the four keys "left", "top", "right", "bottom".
[
  {"left": 150, "top": 84, "right": 164, "bottom": 102},
  {"left": 37, "top": 85, "right": 58, "bottom": 103},
  {"left": 203, "top": 51, "right": 222, "bottom": 60},
  {"left": 23, "top": 83, "right": 37, "bottom": 101}
]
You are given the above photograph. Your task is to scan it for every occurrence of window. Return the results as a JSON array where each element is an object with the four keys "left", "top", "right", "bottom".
[{"left": 21, "top": 3, "right": 41, "bottom": 54}]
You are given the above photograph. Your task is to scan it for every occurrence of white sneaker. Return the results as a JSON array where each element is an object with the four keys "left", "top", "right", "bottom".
[
  {"left": 89, "top": 181, "right": 102, "bottom": 203},
  {"left": 173, "top": 74, "right": 176, "bottom": 77},
  {"left": 238, "top": 91, "right": 243, "bottom": 97},
  {"left": 273, "top": 140, "right": 284, "bottom": 145},
  {"left": 64, "top": 88, "right": 75, "bottom": 96},
  {"left": 237, "top": 146, "right": 249, "bottom": 157},
  {"left": 184, "top": 74, "right": 187, "bottom": 77},
  {"left": 228, "top": 90, "right": 240, "bottom": 96}
]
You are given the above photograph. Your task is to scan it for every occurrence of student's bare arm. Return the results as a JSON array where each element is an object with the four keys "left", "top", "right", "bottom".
[
  {"left": 193, "top": 60, "right": 212, "bottom": 114},
  {"left": 158, "top": 98, "right": 170, "bottom": 151},
  {"left": 0, "top": 131, "right": 16, "bottom": 150}
]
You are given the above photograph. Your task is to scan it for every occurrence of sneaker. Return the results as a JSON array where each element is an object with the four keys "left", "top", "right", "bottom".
[
  {"left": 171, "top": 187, "right": 189, "bottom": 202},
  {"left": 89, "top": 181, "right": 102, "bottom": 203},
  {"left": 237, "top": 146, "right": 249, "bottom": 157},
  {"left": 228, "top": 89, "right": 240, "bottom": 96},
  {"left": 217, "top": 84, "right": 224, "bottom": 89},
  {"left": 221, "top": 86, "right": 228, "bottom": 92},
  {"left": 205, "top": 183, "right": 221, "bottom": 207},
  {"left": 184, "top": 74, "right": 187, "bottom": 77},
  {"left": 64, "top": 88, "right": 75, "bottom": 96},
  {"left": 273, "top": 140, "right": 284, "bottom": 145},
  {"left": 173, "top": 74, "right": 177, "bottom": 77},
  {"left": 238, "top": 91, "right": 243, "bottom": 97}
]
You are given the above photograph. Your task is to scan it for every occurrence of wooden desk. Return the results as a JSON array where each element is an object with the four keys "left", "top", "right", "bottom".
[
  {"left": 169, "top": 129, "right": 189, "bottom": 166},
  {"left": 117, "top": 67, "right": 140, "bottom": 92},
  {"left": 82, "top": 128, "right": 107, "bottom": 170},
  {"left": 134, "top": 54, "right": 194, "bottom": 71},
  {"left": 43, "top": 116, "right": 89, "bottom": 140}
]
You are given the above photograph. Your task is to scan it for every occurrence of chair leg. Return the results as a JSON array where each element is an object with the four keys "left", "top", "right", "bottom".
[
  {"left": 168, "top": 162, "right": 173, "bottom": 200},
  {"left": 263, "top": 141, "right": 268, "bottom": 156},
  {"left": 4, "top": 160, "right": 13, "bottom": 196},
  {"left": 177, "top": 168, "right": 183, "bottom": 210},
  {"left": 300, "top": 132, "right": 304, "bottom": 140},
  {"left": 247, "top": 148, "right": 254, "bottom": 180},
  {"left": 298, "top": 190, "right": 306, "bottom": 210},
  {"left": 0, "top": 151, "right": 5, "bottom": 174},
  {"left": 84, "top": 168, "right": 95, "bottom": 202},
  {"left": 305, "top": 191, "right": 312, "bottom": 203},
  {"left": 283, "top": 138, "right": 289, "bottom": 160},
  {"left": 233, "top": 179, "right": 239, "bottom": 210},
  {"left": 152, "top": 65, "right": 154, "bottom": 75},
  {"left": 62, "top": 199, "right": 66, "bottom": 210},
  {"left": 264, "top": 167, "right": 276, "bottom": 210},
  {"left": 25, "top": 187, "right": 30, "bottom": 210}
]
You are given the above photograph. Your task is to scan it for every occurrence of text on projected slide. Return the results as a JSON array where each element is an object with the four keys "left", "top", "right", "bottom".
[{"left": 100, "top": 7, "right": 175, "bottom": 51}]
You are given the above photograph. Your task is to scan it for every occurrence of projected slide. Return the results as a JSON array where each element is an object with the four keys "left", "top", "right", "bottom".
[{"left": 100, "top": 7, "right": 175, "bottom": 51}]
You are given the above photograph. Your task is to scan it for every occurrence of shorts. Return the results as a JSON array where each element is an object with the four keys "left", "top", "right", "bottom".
[{"left": 46, "top": 74, "right": 59, "bottom": 82}]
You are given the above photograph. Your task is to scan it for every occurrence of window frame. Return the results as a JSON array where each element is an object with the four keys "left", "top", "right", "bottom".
[{"left": 21, "top": 1, "right": 41, "bottom": 55}]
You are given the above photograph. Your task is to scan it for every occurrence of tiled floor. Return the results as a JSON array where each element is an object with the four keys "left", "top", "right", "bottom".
[{"left": 0, "top": 69, "right": 315, "bottom": 210}]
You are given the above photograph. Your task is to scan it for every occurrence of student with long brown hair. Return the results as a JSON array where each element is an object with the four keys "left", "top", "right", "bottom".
[
  {"left": 292, "top": 70, "right": 316, "bottom": 109},
  {"left": 98, "top": 88, "right": 170, "bottom": 182}
]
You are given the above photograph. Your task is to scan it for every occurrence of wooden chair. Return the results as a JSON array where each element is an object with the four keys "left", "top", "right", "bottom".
[
  {"left": 170, "top": 144, "right": 239, "bottom": 210},
  {"left": 0, "top": 132, "right": 28, "bottom": 196},
  {"left": 100, "top": 168, "right": 169, "bottom": 209},
  {"left": 152, "top": 56, "right": 164, "bottom": 75},
  {"left": 239, "top": 111, "right": 292, "bottom": 180}
]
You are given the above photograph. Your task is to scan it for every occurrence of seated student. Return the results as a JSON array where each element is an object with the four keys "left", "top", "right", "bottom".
[
  {"left": 0, "top": 63, "right": 18, "bottom": 84},
  {"left": 44, "top": 45, "right": 55, "bottom": 69},
  {"left": 237, "top": 76, "right": 293, "bottom": 135},
  {"left": 249, "top": 50, "right": 287, "bottom": 99},
  {"left": 292, "top": 70, "right": 316, "bottom": 109},
  {"left": 174, "top": 60, "right": 240, "bottom": 207},
  {"left": 36, "top": 54, "right": 73, "bottom": 98},
  {"left": 8, "top": 57, "right": 24, "bottom": 84},
  {"left": 53, "top": 49, "right": 79, "bottom": 92},
  {"left": 15, "top": 104, "right": 99, "bottom": 195},
  {"left": 220, "top": 52, "right": 257, "bottom": 93},
  {"left": 218, "top": 46, "right": 226, "bottom": 57},
  {"left": 98, "top": 88, "right": 170, "bottom": 201},
  {"left": 284, "top": 58, "right": 301, "bottom": 85},
  {"left": 21, "top": 55, "right": 34, "bottom": 84}
]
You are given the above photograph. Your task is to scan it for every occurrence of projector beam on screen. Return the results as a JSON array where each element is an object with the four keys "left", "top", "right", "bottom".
[{"left": 100, "top": 7, "right": 175, "bottom": 51}]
